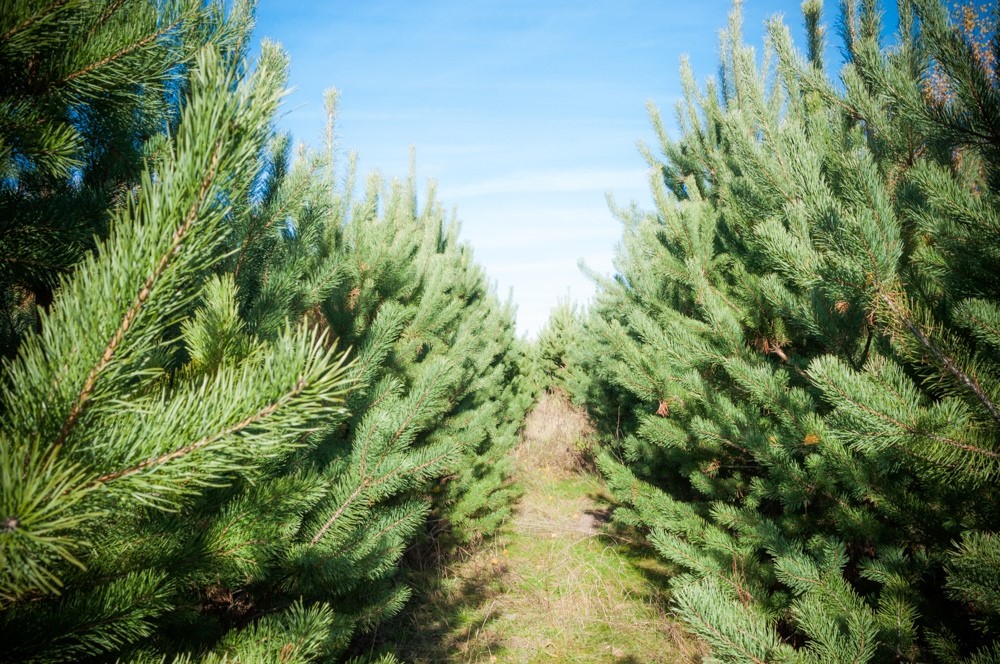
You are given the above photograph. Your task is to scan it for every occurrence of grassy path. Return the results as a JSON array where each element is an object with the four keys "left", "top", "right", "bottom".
[{"left": 361, "top": 392, "right": 701, "bottom": 663}]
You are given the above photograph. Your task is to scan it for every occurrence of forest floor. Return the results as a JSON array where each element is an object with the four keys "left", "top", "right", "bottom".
[{"left": 359, "top": 391, "right": 703, "bottom": 663}]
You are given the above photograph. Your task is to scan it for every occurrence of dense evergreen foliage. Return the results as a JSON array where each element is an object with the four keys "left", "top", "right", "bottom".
[
  {"left": 571, "top": 0, "right": 1000, "bottom": 660},
  {"left": 0, "top": 0, "right": 253, "bottom": 358},
  {"left": 0, "top": 2, "right": 531, "bottom": 661},
  {"left": 11, "top": 0, "right": 1000, "bottom": 660},
  {"left": 534, "top": 297, "right": 583, "bottom": 393}
]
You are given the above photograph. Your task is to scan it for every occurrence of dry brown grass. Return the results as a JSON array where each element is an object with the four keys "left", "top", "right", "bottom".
[{"left": 515, "top": 390, "right": 595, "bottom": 478}]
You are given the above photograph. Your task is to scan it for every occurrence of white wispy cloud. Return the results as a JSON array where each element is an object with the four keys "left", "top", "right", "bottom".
[
  {"left": 474, "top": 226, "right": 619, "bottom": 250},
  {"left": 439, "top": 168, "right": 650, "bottom": 199}
]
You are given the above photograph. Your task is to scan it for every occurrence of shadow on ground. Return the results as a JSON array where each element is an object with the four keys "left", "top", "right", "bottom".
[
  {"left": 588, "top": 489, "right": 681, "bottom": 594},
  {"left": 347, "top": 533, "right": 512, "bottom": 663}
]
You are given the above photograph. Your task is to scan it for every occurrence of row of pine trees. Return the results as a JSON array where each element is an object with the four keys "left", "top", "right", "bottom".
[
  {"left": 0, "top": 1, "right": 532, "bottom": 661},
  {"left": 551, "top": 0, "right": 1000, "bottom": 660},
  {"left": 5, "top": 0, "right": 1000, "bottom": 661}
]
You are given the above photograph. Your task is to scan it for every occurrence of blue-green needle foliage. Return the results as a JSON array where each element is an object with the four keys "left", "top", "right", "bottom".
[
  {"left": 571, "top": 0, "right": 1000, "bottom": 660},
  {"left": 0, "top": 2, "right": 531, "bottom": 662},
  {"left": 0, "top": 0, "right": 253, "bottom": 358}
]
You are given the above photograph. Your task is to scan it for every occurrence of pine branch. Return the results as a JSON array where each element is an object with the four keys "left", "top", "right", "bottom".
[
  {"left": 90, "top": 375, "right": 306, "bottom": 487},
  {"left": 383, "top": 365, "right": 446, "bottom": 457},
  {"left": 681, "top": 602, "right": 770, "bottom": 664},
  {"left": 0, "top": 0, "right": 70, "bottom": 44},
  {"left": 233, "top": 173, "right": 312, "bottom": 279},
  {"left": 57, "top": 18, "right": 184, "bottom": 87},
  {"left": 881, "top": 291, "right": 1000, "bottom": 426},
  {"left": 308, "top": 484, "right": 365, "bottom": 547},
  {"left": 53, "top": 139, "right": 224, "bottom": 451},
  {"left": 91, "top": 0, "right": 130, "bottom": 38},
  {"left": 308, "top": 448, "right": 451, "bottom": 547},
  {"left": 817, "top": 357, "right": 1000, "bottom": 460}
]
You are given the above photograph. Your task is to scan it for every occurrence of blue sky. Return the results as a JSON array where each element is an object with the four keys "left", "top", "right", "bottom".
[{"left": 253, "top": 1, "right": 846, "bottom": 337}]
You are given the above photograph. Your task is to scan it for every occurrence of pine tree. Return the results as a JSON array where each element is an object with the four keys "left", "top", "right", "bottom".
[
  {"left": 0, "top": 30, "right": 365, "bottom": 660},
  {"left": 535, "top": 296, "right": 582, "bottom": 392},
  {"left": 573, "top": 0, "right": 1000, "bottom": 660},
  {"left": 1, "top": 5, "right": 531, "bottom": 662}
]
